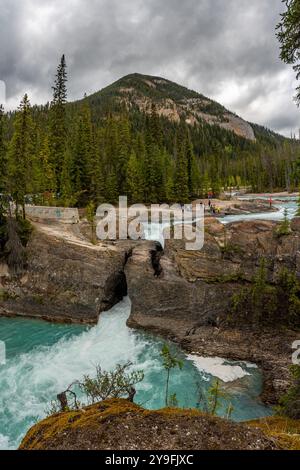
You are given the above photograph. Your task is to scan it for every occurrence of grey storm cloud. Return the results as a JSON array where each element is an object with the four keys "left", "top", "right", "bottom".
[{"left": 0, "top": 0, "right": 299, "bottom": 136}]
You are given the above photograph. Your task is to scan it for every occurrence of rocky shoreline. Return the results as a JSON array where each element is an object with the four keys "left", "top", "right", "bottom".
[
  {"left": 193, "top": 197, "right": 279, "bottom": 216},
  {"left": 0, "top": 216, "right": 299, "bottom": 406}
]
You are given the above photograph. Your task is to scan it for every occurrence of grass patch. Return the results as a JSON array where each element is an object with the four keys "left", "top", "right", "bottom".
[{"left": 248, "top": 416, "right": 300, "bottom": 450}]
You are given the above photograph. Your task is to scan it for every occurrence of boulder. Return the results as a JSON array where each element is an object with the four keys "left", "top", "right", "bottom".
[
  {"left": 291, "top": 217, "right": 300, "bottom": 232},
  {"left": 127, "top": 219, "right": 299, "bottom": 333},
  {"left": 0, "top": 230, "right": 131, "bottom": 324}
]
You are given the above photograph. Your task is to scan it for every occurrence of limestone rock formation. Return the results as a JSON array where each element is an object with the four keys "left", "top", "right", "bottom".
[
  {"left": 126, "top": 218, "right": 300, "bottom": 403},
  {"left": 0, "top": 229, "right": 132, "bottom": 324}
]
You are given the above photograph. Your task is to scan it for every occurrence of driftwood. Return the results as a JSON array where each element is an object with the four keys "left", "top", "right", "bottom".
[{"left": 127, "top": 387, "right": 136, "bottom": 403}]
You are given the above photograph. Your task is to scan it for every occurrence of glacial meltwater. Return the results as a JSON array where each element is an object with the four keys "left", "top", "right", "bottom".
[{"left": 2, "top": 199, "right": 295, "bottom": 450}]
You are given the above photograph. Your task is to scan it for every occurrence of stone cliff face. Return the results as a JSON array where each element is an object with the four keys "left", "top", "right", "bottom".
[
  {"left": 0, "top": 229, "right": 132, "bottom": 324},
  {"left": 126, "top": 218, "right": 300, "bottom": 332},
  {"left": 126, "top": 218, "right": 300, "bottom": 403}
]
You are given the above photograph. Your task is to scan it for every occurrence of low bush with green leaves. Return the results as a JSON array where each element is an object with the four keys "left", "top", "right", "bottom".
[{"left": 48, "top": 362, "right": 144, "bottom": 414}]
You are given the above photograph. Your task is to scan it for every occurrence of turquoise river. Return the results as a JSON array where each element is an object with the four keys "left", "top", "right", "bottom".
[{"left": 0, "top": 197, "right": 297, "bottom": 449}]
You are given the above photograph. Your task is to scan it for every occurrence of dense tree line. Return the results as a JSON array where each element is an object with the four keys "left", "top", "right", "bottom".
[{"left": 0, "top": 56, "right": 300, "bottom": 211}]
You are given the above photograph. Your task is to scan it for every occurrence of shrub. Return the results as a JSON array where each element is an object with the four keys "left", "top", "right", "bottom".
[
  {"left": 278, "top": 365, "right": 300, "bottom": 420},
  {"left": 274, "top": 208, "right": 290, "bottom": 238},
  {"left": 49, "top": 362, "right": 144, "bottom": 414},
  {"left": 80, "top": 362, "right": 144, "bottom": 404},
  {"left": 230, "top": 260, "right": 300, "bottom": 328}
]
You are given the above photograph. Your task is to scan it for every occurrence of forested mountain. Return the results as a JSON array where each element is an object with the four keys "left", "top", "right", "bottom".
[
  {"left": 0, "top": 61, "right": 299, "bottom": 211},
  {"left": 83, "top": 73, "right": 257, "bottom": 140}
]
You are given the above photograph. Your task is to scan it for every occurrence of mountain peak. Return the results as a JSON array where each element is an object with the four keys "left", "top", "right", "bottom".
[{"left": 87, "top": 73, "right": 256, "bottom": 141}]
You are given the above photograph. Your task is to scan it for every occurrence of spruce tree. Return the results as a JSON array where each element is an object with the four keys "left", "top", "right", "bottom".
[
  {"left": 116, "top": 116, "right": 131, "bottom": 194},
  {"left": 199, "top": 172, "right": 210, "bottom": 198},
  {"left": 126, "top": 151, "right": 143, "bottom": 203},
  {"left": 186, "top": 138, "right": 194, "bottom": 197},
  {"left": 106, "top": 169, "right": 118, "bottom": 204},
  {"left": 277, "top": 0, "right": 300, "bottom": 103},
  {"left": 185, "top": 135, "right": 200, "bottom": 197},
  {"left": 143, "top": 119, "right": 165, "bottom": 203},
  {"left": 90, "top": 129, "right": 105, "bottom": 205},
  {"left": 38, "top": 136, "right": 56, "bottom": 203},
  {"left": 50, "top": 55, "right": 68, "bottom": 189},
  {"left": 173, "top": 134, "right": 189, "bottom": 203},
  {"left": 72, "top": 104, "right": 93, "bottom": 202},
  {"left": 149, "top": 103, "right": 163, "bottom": 147},
  {"left": 211, "top": 177, "right": 222, "bottom": 198},
  {"left": 0, "top": 104, "right": 7, "bottom": 192},
  {"left": 60, "top": 149, "right": 74, "bottom": 207},
  {"left": 8, "top": 94, "right": 34, "bottom": 218}
]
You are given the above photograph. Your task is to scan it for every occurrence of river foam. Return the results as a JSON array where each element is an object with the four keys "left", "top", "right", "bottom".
[
  {"left": 187, "top": 355, "right": 253, "bottom": 383},
  {"left": 0, "top": 433, "right": 13, "bottom": 450}
]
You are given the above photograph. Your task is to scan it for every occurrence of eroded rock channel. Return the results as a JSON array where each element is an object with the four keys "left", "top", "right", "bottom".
[{"left": 0, "top": 217, "right": 300, "bottom": 404}]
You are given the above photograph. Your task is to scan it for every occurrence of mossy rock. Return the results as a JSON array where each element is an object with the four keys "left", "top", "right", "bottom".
[{"left": 20, "top": 398, "right": 280, "bottom": 451}]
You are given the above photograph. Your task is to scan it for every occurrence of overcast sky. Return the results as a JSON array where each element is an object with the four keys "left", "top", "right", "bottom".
[{"left": 0, "top": 0, "right": 298, "bottom": 136}]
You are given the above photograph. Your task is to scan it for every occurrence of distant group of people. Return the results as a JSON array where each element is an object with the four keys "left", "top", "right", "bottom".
[
  {"left": 197, "top": 198, "right": 221, "bottom": 215},
  {"left": 208, "top": 200, "right": 221, "bottom": 215}
]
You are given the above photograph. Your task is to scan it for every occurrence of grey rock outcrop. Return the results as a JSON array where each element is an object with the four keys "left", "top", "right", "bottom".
[
  {"left": 125, "top": 218, "right": 300, "bottom": 403},
  {"left": 0, "top": 230, "right": 131, "bottom": 323}
]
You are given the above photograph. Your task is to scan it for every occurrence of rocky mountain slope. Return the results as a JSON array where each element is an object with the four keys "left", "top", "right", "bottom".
[{"left": 85, "top": 73, "right": 256, "bottom": 141}]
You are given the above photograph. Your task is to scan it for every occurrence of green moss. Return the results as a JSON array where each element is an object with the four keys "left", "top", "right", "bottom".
[{"left": 19, "top": 399, "right": 205, "bottom": 450}]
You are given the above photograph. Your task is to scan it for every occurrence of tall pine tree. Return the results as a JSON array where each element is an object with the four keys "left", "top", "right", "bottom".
[
  {"left": 8, "top": 95, "right": 34, "bottom": 218},
  {"left": 126, "top": 151, "right": 143, "bottom": 202},
  {"left": 173, "top": 132, "right": 189, "bottom": 203},
  {"left": 50, "top": 55, "right": 68, "bottom": 190},
  {"left": 72, "top": 103, "right": 93, "bottom": 203},
  {"left": 0, "top": 104, "right": 7, "bottom": 192},
  {"left": 37, "top": 136, "right": 56, "bottom": 203}
]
